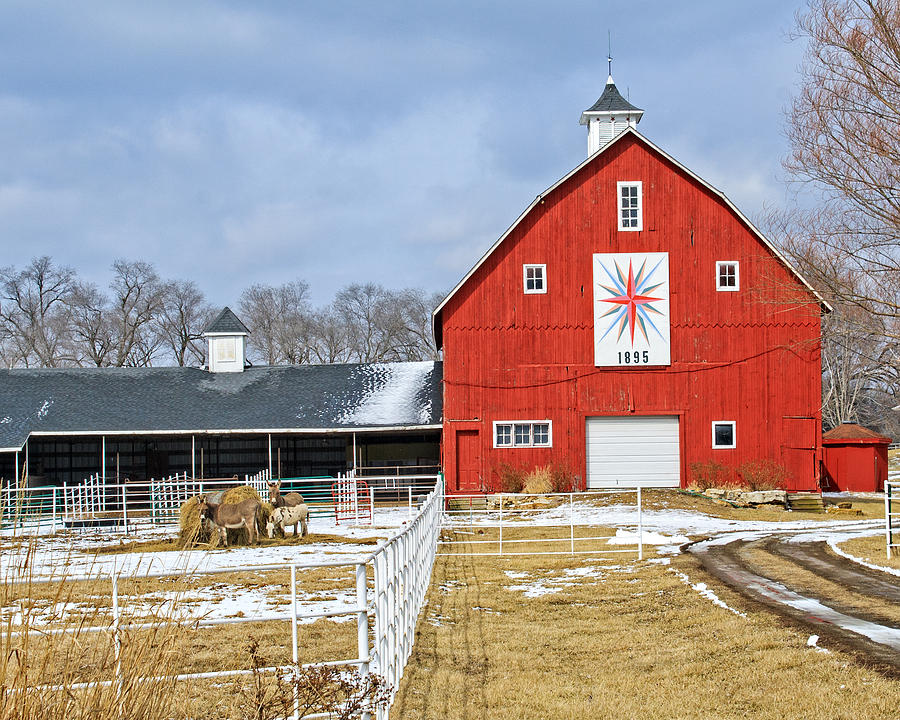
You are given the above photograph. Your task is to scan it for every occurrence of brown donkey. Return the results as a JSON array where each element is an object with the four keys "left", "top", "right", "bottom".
[
  {"left": 267, "top": 480, "right": 305, "bottom": 510},
  {"left": 197, "top": 495, "right": 261, "bottom": 546}
]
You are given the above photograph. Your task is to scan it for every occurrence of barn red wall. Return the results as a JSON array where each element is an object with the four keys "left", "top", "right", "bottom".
[{"left": 440, "top": 134, "right": 823, "bottom": 492}]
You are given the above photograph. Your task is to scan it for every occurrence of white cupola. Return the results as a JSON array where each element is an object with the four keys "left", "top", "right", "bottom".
[
  {"left": 202, "top": 307, "right": 250, "bottom": 373},
  {"left": 579, "top": 59, "right": 643, "bottom": 156}
]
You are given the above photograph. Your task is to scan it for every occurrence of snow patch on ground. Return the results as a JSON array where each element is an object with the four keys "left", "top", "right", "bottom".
[
  {"left": 504, "top": 565, "right": 607, "bottom": 598},
  {"left": 607, "top": 528, "right": 689, "bottom": 546},
  {"left": 668, "top": 568, "right": 748, "bottom": 619}
]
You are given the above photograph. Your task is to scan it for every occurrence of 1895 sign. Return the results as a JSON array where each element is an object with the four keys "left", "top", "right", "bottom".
[{"left": 593, "top": 253, "right": 671, "bottom": 368}]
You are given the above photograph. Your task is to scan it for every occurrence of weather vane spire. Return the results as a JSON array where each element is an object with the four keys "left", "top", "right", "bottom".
[{"left": 607, "top": 31, "right": 613, "bottom": 81}]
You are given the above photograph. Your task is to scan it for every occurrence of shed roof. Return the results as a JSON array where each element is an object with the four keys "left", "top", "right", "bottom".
[
  {"left": 822, "top": 423, "right": 892, "bottom": 443},
  {"left": 0, "top": 361, "right": 442, "bottom": 451},
  {"left": 203, "top": 307, "right": 250, "bottom": 335}
]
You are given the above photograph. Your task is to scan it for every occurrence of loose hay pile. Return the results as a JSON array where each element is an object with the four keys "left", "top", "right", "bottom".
[{"left": 178, "top": 485, "right": 273, "bottom": 548}]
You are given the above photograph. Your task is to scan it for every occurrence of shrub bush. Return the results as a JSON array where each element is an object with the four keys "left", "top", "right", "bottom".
[
  {"left": 738, "top": 459, "right": 788, "bottom": 491},
  {"left": 523, "top": 466, "right": 553, "bottom": 494},
  {"left": 549, "top": 461, "right": 578, "bottom": 492},
  {"left": 495, "top": 463, "right": 526, "bottom": 493},
  {"left": 689, "top": 460, "right": 736, "bottom": 491}
]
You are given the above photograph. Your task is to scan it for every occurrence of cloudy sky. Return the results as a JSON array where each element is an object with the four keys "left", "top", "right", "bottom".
[{"left": 0, "top": 1, "right": 808, "bottom": 307}]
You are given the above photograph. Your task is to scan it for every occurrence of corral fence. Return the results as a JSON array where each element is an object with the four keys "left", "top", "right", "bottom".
[
  {"left": 4, "top": 477, "right": 445, "bottom": 720},
  {"left": 440, "top": 487, "right": 645, "bottom": 560},
  {"left": 887, "top": 480, "right": 899, "bottom": 559},
  {"left": 0, "top": 471, "right": 440, "bottom": 534}
]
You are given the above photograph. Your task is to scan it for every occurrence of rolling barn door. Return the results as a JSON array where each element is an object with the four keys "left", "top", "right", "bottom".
[{"left": 586, "top": 416, "right": 680, "bottom": 488}]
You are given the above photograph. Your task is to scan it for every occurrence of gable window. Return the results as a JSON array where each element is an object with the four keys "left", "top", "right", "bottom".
[
  {"left": 215, "top": 337, "right": 236, "bottom": 363},
  {"left": 716, "top": 261, "right": 740, "bottom": 291},
  {"left": 523, "top": 264, "right": 546, "bottom": 294},
  {"left": 617, "top": 181, "right": 643, "bottom": 231},
  {"left": 493, "top": 421, "right": 552, "bottom": 448},
  {"left": 712, "top": 421, "right": 736, "bottom": 449}
]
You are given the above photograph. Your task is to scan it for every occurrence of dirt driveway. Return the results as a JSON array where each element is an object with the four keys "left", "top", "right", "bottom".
[{"left": 689, "top": 529, "right": 900, "bottom": 675}]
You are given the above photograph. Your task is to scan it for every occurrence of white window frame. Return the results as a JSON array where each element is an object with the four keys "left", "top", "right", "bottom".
[
  {"left": 716, "top": 261, "right": 740, "bottom": 291},
  {"left": 493, "top": 420, "right": 553, "bottom": 448},
  {"left": 523, "top": 264, "right": 547, "bottom": 294},
  {"left": 711, "top": 421, "right": 736, "bottom": 449},
  {"left": 617, "top": 181, "right": 643, "bottom": 231}
]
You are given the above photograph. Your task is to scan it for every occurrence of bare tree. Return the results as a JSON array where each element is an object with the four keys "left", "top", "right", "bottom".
[
  {"left": 239, "top": 280, "right": 312, "bottom": 365},
  {"left": 0, "top": 256, "right": 76, "bottom": 367},
  {"left": 108, "top": 259, "right": 164, "bottom": 367},
  {"left": 68, "top": 282, "right": 115, "bottom": 367},
  {"left": 156, "top": 279, "right": 211, "bottom": 366},
  {"left": 785, "top": 0, "right": 900, "bottom": 324}
]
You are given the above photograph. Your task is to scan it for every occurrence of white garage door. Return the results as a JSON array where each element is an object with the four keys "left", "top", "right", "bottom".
[{"left": 586, "top": 416, "right": 680, "bottom": 488}]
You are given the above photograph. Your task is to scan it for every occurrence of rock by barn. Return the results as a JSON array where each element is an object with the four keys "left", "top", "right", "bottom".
[{"left": 433, "top": 75, "right": 827, "bottom": 493}]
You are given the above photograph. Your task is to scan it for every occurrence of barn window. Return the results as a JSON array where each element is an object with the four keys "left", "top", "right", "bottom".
[
  {"left": 716, "top": 261, "right": 740, "bottom": 291},
  {"left": 712, "top": 421, "right": 736, "bottom": 449},
  {"left": 493, "top": 421, "right": 553, "bottom": 448},
  {"left": 523, "top": 264, "right": 546, "bottom": 294},
  {"left": 617, "top": 181, "right": 643, "bottom": 231}
]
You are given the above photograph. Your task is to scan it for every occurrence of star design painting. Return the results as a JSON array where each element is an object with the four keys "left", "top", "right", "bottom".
[{"left": 593, "top": 252, "right": 671, "bottom": 367}]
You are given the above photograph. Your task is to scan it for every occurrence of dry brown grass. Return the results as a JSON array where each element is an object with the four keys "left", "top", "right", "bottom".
[
  {"left": 392, "top": 543, "right": 900, "bottom": 719},
  {"left": 836, "top": 534, "right": 900, "bottom": 571},
  {"left": 522, "top": 467, "right": 553, "bottom": 494}
]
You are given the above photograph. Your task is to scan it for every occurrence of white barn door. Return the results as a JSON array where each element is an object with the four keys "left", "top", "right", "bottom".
[{"left": 586, "top": 416, "right": 680, "bottom": 488}]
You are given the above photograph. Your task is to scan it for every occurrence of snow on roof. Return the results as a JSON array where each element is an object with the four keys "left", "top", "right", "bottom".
[{"left": 340, "top": 361, "right": 435, "bottom": 426}]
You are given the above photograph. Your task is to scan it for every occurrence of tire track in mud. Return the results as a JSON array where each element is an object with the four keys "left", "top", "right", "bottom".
[{"left": 689, "top": 533, "right": 900, "bottom": 676}]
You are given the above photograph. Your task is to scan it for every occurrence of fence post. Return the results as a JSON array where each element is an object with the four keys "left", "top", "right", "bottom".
[
  {"left": 637, "top": 486, "right": 643, "bottom": 562},
  {"left": 111, "top": 573, "right": 122, "bottom": 701},
  {"left": 370, "top": 485, "right": 375, "bottom": 524},
  {"left": 356, "top": 561, "right": 371, "bottom": 720},
  {"left": 408, "top": 487, "right": 413, "bottom": 519},
  {"left": 887, "top": 481, "right": 892, "bottom": 560},
  {"left": 290, "top": 564, "right": 299, "bottom": 720},
  {"left": 498, "top": 493, "right": 503, "bottom": 556},
  {"left": 569, "top": 492, "right": 575, "bottom": 555},
  {"left": 122, "top": 483, "right": 128, "bottom": 535},
  {"left": 51, "top": 486, "right": 57, "bottom": 532}
]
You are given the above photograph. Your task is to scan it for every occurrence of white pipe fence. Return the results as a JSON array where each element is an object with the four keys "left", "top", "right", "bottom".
[
  {"left": 1, "top": 470, "right": 443, "bottom": 534},
  {"left": 5, "top": 476, "right": 445, "bottom": 720},
  {"left": 439, "top": 487, "right": 645, "bottom": 560},
  {"left": 887, "top": 480, "right": 899, "bottom": 559}
]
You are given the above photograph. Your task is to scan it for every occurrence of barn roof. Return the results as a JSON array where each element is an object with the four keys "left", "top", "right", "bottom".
[
  {"left": 0, "top": 361, "right": 443, "bottom": 451},
  {"left": 203, "top": 306, "right": 250, "bottom": 335},
  {"left": 431, "top": 126, "right": 831, "bottom": 348},
  {"left": 822, "top": 423, "right": 892, "bottom": 443}
]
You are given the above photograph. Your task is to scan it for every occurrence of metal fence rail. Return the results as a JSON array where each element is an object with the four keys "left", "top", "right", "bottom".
[
  {"left": 887, "top": 480, "right": 899, "bottom": 559},
  {"left": 440, "top": 488, "right": 645, "bottom": 560},
  {"left": 4, "top": 475, "right": 445, "bottom": 720}
]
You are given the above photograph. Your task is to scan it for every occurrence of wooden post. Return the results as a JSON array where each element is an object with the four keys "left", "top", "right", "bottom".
[
  {"left": 278, "top": 447, "right": 282, "bottom": 480},
  {"left": 191, "top": 435, "right": 196, "bottom": 479},
  {"left": 267, "top": 433, "right": 273, "bottom": 479},
  {"left": 101, "top": 435, "right": 106, "bottom": 482}
]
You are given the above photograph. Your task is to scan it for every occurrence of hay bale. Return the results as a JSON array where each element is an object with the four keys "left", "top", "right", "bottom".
[{"left": 178, "top": 485, "right": 272, "bottom": 548}]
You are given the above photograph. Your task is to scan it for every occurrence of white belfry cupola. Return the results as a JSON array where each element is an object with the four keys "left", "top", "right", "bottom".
[
  {"left": 202, "top": 307, "right": 250, "bottom": 373},
  {"left": 580, "top": 67, "right": 643, "bottom": 156}
]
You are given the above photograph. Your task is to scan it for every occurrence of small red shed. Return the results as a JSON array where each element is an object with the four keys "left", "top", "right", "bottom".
[{"left": 822, "top": 424, "right": 892, "bottom": 492}]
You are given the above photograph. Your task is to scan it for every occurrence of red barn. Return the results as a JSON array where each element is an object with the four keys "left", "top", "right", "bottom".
[{"left": 433, "top": 77, "right": 827, "bottom": 493}]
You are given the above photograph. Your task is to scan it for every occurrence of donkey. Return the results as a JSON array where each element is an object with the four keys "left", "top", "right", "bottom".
[
  {"left": 267, "top": 503, "right": 309, "bottom": 538},
  {"left": 267, "top": 480, "right": 305, "bottom": 510},
  {"left": 197, "top": 494, "right": 262, "bottom": 546}
]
